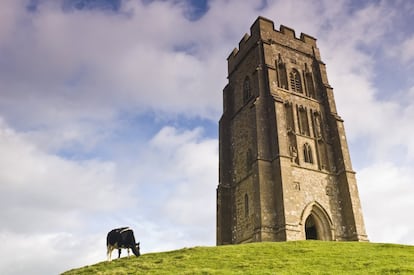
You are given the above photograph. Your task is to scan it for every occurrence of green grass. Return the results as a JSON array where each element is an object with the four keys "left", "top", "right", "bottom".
[{"left": 62, "top": 241, "right": 414, "bottom": 274}]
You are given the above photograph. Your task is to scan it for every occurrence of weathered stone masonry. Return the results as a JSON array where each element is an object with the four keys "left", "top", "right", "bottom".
[{"left": 217, "top": 16, "right": 368, "bottom": 245}]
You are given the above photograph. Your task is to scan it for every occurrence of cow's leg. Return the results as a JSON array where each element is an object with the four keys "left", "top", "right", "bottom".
[
  {"left": 127, "top": 248, "right": 130, "bottom": 257},
  {"left": 107, "top": 246, "right": 112, "bottom": 262},
  {"left": 118, "top": 248, "right": 122, "bottom": 258}
]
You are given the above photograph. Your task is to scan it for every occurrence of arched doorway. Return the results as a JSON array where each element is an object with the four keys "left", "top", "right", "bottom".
[
  {"left": 305, "top": 214, "right": 318, "bottom": 240},
  {"left": 300, "top": 201, "right": 334, "bottom": 241}
]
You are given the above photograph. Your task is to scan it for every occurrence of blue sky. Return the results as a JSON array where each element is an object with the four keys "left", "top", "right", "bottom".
[{"left": 1, "top": 0, "right": 414, "bottom": 274}]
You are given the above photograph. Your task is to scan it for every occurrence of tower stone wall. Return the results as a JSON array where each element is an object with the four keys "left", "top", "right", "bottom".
[{"left": 217, "top": 16, "right": 368, "bottom": 245}]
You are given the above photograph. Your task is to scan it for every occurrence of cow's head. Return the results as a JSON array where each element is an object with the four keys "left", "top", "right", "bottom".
[{"left": 135, "top": 242, "right": 141, "bottom": 257}]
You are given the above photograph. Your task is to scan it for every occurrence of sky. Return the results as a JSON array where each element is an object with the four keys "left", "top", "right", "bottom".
[{"left": 0, "top": 0, "right": 413, "bottom": 274}]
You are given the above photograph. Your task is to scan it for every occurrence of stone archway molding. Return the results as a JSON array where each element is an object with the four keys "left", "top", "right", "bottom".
[{"left": 299, "top": 201, "right": 334, "bottom": 241}]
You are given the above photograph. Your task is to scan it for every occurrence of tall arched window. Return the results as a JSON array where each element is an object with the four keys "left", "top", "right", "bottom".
[
  {"left": 303, "top": 143, "right": 313, "bottom": 164},
  {"left": 243, "top": 77, "right": 252, "bottom": 103},
  {"left": 244, "top": 194, "right": 249, "bottom": 217},
  {"left": 289, "top": 69, "right": 303, "bottom": 93}
]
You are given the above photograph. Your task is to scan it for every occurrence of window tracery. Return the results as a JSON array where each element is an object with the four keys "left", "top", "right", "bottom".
[
  {"left": 289, "top": 69, "right": 302, "bottom": 93},
  {"left": 303, "top": 143, "right": 313, "bottom": 164}
]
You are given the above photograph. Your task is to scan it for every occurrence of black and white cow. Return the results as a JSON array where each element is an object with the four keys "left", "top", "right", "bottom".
[{"left": 106, "top": 227, "right": 140, "bottom": 261}]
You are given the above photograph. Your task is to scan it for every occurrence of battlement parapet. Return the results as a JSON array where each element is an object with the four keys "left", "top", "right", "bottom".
[{"left": 227, "top": 16, "right": 320, "bottom": 74}]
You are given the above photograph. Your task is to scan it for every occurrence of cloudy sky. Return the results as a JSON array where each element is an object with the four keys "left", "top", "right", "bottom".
[{"left": 1, "top": 0, "right": 413, "bottom": 274}]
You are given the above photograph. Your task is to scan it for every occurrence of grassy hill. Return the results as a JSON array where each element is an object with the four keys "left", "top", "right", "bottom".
[{"left": 62, "top": 241, "right": 414, "bottom": 274}]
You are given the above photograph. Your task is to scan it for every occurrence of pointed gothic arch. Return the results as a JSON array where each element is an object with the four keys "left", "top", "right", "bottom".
[{"left": 300, "top": 201, "right": 334, "bottom": 241}]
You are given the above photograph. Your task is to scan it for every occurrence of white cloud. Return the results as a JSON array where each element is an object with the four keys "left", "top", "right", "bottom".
[
  {"left": 0, "top": 118, "right": 138, "bottom": 274},
  {"left": 358, "top": 162, "right": 414, "bottom": 244},
  {"left": 0, "top": 118, "right": 133, "bottom": 234},
  {"left": 0, "top": 119, "right": 218, "bottom": 273},
  {"left": 92, "top": 126, "right": 218, "bottom": 254},
  {"left": 141, "top": 126, "right": 218, "bottom": 241},
  {"left": 0, "top": 0, "right": 228, "bottom": 129}
]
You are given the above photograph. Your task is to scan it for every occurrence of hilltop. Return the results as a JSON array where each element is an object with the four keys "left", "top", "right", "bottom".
[{"left": 62, "top": 241, "right": 414, "bottom": 274}]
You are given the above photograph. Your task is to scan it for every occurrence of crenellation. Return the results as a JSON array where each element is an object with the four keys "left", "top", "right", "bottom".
[
  {"left": 300, "top": 33, "right": 317, "bottom": 46},
  {"left": 239, "top": 33, "right": 251, "bottom": 50},
  {"left": 228, "top": 17, "right": 321, "bottom": 76},
  {"left": 228, "top": 48, "right": 239, "bottom": 60},
  {"left": 280, "top": 25, "right": 296, "bottom": 39}
]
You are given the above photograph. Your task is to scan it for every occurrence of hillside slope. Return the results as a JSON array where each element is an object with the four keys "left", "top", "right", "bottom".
[{"left": 62, "top": 241, "right": 414, "bottom": 274}]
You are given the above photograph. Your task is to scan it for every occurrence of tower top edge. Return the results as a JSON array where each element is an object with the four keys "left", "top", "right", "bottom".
[{"left": 227, "top": 16, "right": 317, "bottom": 61}]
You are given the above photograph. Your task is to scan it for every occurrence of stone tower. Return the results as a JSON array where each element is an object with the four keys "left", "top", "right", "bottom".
[{"left": 217, "top": 16, "right": 368, "bottom": 245}]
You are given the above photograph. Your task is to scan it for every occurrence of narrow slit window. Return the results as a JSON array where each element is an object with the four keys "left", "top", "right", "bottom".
[
  {"left": 243, "top": 77, "right": 252, "bottom": 103},
  {"left": 244, "top": 194, "right": 249, "bottom": 217},
  {"left": 246, "top": 149, "right": 253, "bottom": 171}
]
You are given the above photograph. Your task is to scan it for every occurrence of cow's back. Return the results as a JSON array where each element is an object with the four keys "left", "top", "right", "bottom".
[
  {"left": 107, "top": 227, "right": 129, "bottom": 246},
  {"left": 120, "top": 229, "right": 135, "bottom": 245}
]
